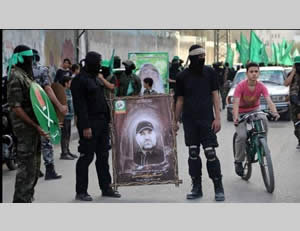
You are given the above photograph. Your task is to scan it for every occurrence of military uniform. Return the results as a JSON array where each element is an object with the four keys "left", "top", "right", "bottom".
[
  {"left": 289, "top": 73, "right": 300, "bottom": 142},
  {"left": 32, "top": 63, "right": 55, "bottom": 166},
  {"left": 7, "top": 66, "right": 41, "bottom": 203},
  {"left": 117, "top": 72, "right": 141, "bottom": 97}
]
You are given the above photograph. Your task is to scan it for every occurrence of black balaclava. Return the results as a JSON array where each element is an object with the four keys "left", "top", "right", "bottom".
[
  {"left": 84, "top": 51, "right": 102, "bottom": 75},
  {"left": 188, "top": 44, "right": 205, "bottom": 74},
  {"left": 114, "top": 56, "right": 121, "bottom": 69},
  {"left": 123, "top": 62, "right": 136, "bottom": 75},
  {"left": 125, "top": 65, "right": 133, "bottom": 75},
  {"left": 295, "top": 63, "right": 300, "bottom": 75},
  {"left": 13, "top": 45, "right": 33, "bottom": 77},
  {"left": 171, "top": 60, "right": 180, "bottom": 70},
  {"left": 101, "top": 66, "right": 110, "bottom": 78},
  {"left": 32, "top": 49, "right": 40, "bottom": 63}
]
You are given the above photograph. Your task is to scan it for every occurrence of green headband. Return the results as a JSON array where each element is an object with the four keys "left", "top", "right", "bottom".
[{"left": 7, "top": 49, "right": 34, "bottom": 80}]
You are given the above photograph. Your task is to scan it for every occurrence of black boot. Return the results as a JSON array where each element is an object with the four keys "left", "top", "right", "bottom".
[
  {"left": 39, "top": 170, "right": 44, "bottom": 178},
  {"left": 102, "top": 187, "right": 121, "bottom": 198},
  {"left": 212, "top": 178, "right": 225, "bottom": 201},
  {"left": 45, "top": 164, "right": 62, "bottom": 180},
  {"left": 186, "top": 177, "right": 203, "bottom": 199}
]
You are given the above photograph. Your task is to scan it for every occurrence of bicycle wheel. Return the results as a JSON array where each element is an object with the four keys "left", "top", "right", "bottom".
[
  {"left": 233, "top": 132, "right": 252, "bottom": 180},
  {"left": 258, "top": 137, "right": 275, "bottom": 193}
]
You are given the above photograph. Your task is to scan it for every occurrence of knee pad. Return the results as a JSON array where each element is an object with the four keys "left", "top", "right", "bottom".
[
  {"left": 204, "top": 147, "right": 217, "bottom": 161},
  {"left": 189, "top": 145, "right": 200, "bottom": 160}
]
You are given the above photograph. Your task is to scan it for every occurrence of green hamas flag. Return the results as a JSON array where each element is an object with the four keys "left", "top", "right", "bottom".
[
  {"left": 249, "top": 31, "right": 263, "bottom": 63},
  {"left": 30, "top": 82, "right": 61, "bottom": 144},
  {"left": 281, "top": 38, "right": 287, "bottom": 57},
  {"left": 225, "top": 44, "right": 234, "bottom": 68},
  {"left": 277, "top": 43, "right": 282, "bottom": 64},
  {"left": 293, "top": 48, "right": 299, "bottom": 58},
  {"left": 240, "top": 33, "right": 249, "bottom": 66},
  {"left": 235, "top": 41, "right": 241, "bottom": 62},
  {"left": 271, "top": 43, "right": 278, "bottom": 65},
  {"left": 108, "top": 49, "right": 115, "bottom": 74},
  {"left": 261, "top": 44, "right": 269, "bottom": 66},
  {"left": 281, "top": 42, "right": 294, "bottom": 66}
]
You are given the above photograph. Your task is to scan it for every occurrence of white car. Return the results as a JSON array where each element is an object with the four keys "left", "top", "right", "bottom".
[{"left": 226, "top": 66, "right": 290, "bottom": 121}]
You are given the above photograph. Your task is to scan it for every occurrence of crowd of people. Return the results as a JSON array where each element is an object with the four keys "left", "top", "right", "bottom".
[{"left": 3, "top": 42, "right": 300, "bottom": 203}]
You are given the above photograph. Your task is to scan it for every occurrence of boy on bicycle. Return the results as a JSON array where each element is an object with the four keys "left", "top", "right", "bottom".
[{"left": 233, "top": 62, "right": 280, "bottom": 176}]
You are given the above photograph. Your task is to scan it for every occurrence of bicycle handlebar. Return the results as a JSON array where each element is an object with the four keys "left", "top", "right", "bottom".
[{"left": 235, "top": 111, "right": 275, "bottom": 126}]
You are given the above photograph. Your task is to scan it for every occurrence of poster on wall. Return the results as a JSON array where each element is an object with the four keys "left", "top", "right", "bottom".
[
  {"left": 128, "top": 52, "right": 169, "bottom": 94},
  {"left": 110, "top": 94, "right": 181, "bottom": 187}
]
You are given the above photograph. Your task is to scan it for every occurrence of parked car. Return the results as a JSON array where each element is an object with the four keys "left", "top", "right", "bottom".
[
  {"left": 284, "top": 66, "right": 292, "bottom": 76},
  {"left": 226, "top": 66, "right": 290, "bottom": 121}
]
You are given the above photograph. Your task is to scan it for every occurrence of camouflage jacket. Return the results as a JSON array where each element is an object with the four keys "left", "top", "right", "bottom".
[
  {"left": 289, "top": 73, "right": 300, "bottom": 106},
  {"left": 7, "top": 66, "right": 37, "bottom": 134},
  {"left": 117, "top": 72, "right": 141, "bottom": 97}
]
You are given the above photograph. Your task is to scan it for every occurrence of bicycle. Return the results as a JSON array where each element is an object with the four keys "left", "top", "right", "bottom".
[{"left": 233, "top": 111, "right": 275, "bottom": 193}]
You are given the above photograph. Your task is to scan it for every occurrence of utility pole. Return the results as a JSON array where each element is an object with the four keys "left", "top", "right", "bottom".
[{"left": 214, "top": 30, "right": 230, "bottom": 63}]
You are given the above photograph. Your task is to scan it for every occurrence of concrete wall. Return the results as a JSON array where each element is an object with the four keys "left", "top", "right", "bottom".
[
  {"left": 87, "top": 30, "right": 180, "bottom": 62},
  {"left": 6, "top": 29, "right": 287, "bottom": 76},
  {"left": 3, "top": 30, "right": 76, "bottom": 80}
]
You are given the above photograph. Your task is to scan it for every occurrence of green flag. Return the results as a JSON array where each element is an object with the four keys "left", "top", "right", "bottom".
[
  {"left": 235, "top": 41, "right": 241, "bottom": 63},
  {"left": 277, "top": 43, "right": 282, "bottom": 64},
  {"left": 261, "top": 44, "right": 269, "bottom": 66},
  {"left": 108, "top": 49, "right": 115, "bottom": 74},
  {"left": 236, "top": 41, "right": 241, "bottom": 53},
  {"left": 240, "top": 33, "right": 249, "bottom": 66},
  {"left": 271, "top": 43, "right": 277, "bottom": 65},
  {"left": 249, "top": 30, "right": 263, "bottom": 63},
  {"left": 281, "top": 38, "right": 287, "bottom": 57},
  {"left": 293, "top": 48, "right": 299, "bottom": 58},
  {"left": 281, "top": 42, "right": 294, "bottom": 66},
  {"left": 225, "top": 44, "right": 234, "bottom": 68}
]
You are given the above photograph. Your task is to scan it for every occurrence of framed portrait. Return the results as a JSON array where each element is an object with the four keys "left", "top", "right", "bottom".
[
  {"left": 128, "top": 52, "right": 169, "bottom": 94},
  {"left": 109, "top": 94, "right": 181, "bottom": 187}
]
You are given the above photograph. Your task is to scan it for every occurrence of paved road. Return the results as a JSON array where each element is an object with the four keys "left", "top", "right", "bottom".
[{"left": 3, "top": 110, "right": 300, "bottom": 203}]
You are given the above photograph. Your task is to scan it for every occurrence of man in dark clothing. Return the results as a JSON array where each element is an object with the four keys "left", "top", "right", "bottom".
[
  {"left": 117, "top": 60, "right": 141, "bottom": 97},
  {"left": 286, "top": 56, "right": 300, "bottom": 148},
  {"left": 54, "top": 58, "right": 72, "bottom": 85},
  {"left": 134, "top": 121, "right": 164, "bottom": 166},
  {"left": 169, "top": 56, "right": 182, "bottom": 93},
  {"left": 7, "top": 45, "right": 49, "bottom": 202},
  {"left": 71, "top": 51, "right": 121, "bottom": 201},
  {"left": 175, "top": 44, "right": 225, "bottom": 202}
]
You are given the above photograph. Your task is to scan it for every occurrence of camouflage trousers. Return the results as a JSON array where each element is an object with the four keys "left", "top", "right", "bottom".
[
  {"left": 220, "top": 86, "right": 229, "bottom": 109},
  {"left": 291, "top": 104, "right": 300, "bottom": 142},
  {"left": 41, "top": 136, "right": 54, "bottom": 166},
  {"left": 13, "top": 129, "right": 41, "bottom": 203}
]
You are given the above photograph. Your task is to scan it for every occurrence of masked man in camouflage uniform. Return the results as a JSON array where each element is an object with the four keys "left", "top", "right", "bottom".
[
  {"left": 7, "top": 45, "right": 49, "bottom": 202},
  {"left": 288, "top": 56, "right": 300, "bottom": 149},
  {"left": 117, "top": 60, "right": 141, "bottom": 97},
  {"left": 32, "top": 49, "right": 66, "bottom": 180}
]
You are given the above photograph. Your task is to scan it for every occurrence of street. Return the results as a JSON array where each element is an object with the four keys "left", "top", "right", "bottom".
[{"left": 2, "top": 109, "right": 300, "bottom": 203}]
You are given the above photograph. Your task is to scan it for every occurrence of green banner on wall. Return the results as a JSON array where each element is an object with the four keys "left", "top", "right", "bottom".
[{"left": 128, "top": 52, "right": 169, "bottom": 94}]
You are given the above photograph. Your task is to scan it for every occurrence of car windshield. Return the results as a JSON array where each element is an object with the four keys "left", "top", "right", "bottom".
[{"left": 233, "top": 70, "right": 285, "bottom": 86}]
